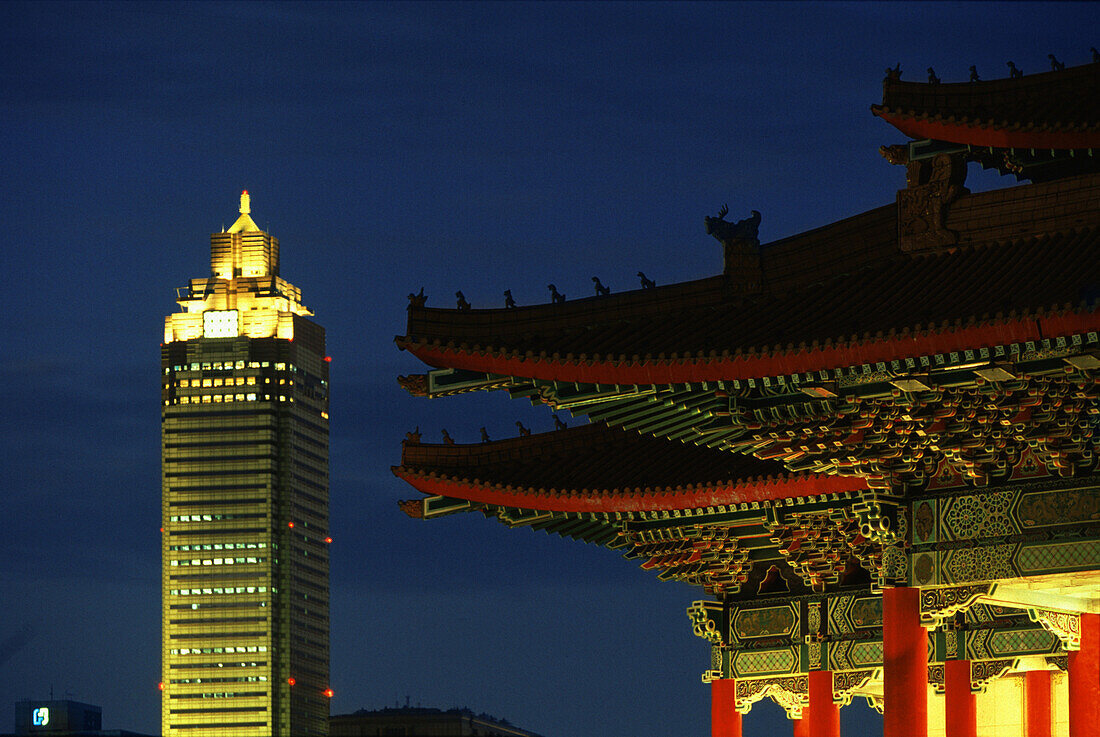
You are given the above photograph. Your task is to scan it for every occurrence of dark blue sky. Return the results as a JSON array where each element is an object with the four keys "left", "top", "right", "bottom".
[{"left": 1, "top": 3, "right": 1097, "bottom": 736}]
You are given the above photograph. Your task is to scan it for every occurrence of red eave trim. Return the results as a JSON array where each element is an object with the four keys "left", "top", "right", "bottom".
[
  {"left": 875, "top": 109, "right": 1100, "bottom": 150},
  {"left": 406, "top": 311, "right": 1100, "bottom": 385},
  {"left": 394, "top": 468, "right": 869, "bottom": 513}
]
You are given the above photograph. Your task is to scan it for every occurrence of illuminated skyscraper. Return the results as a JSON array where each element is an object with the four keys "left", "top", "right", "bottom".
[{"left": 161, "top": 191, "right": 330, "bottom": 736}]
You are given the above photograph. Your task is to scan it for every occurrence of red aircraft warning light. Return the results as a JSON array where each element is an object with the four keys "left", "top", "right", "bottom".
[
  {"left": 324, "top": 688, "right": 334, "bottom": 698},
  {"left": 288, "top": 677, "right": 296, "bottom": 686}
]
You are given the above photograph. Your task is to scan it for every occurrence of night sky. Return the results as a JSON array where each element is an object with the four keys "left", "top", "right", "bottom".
[{"left": 2, "top": 3, "right": 1097, "bottom": 736}]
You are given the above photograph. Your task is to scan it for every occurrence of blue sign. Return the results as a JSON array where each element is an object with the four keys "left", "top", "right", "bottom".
[{"left": 32, "top": 707, "right": 49, "bottom": 726}]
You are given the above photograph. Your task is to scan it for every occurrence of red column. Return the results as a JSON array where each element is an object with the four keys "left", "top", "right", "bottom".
[
  {"left": 809, "top": 670, "right": 840, "bottom": 737},
  {"left": 792, "top": 713, "right": 811, "bottom": 737},
  {"left": 1026, "top": 669, "right": 1052, "bottom": 737},
  {"left": 945, "top": 659, "right": 976, "bottom": 737},
  {"left": 711, "top": 678, "right": 741, "bottom": 737},
  {"left": 1069, "top": 613, "right": 1100, "bottom": 737},
  {"left": 883, "top": 586, "right": 927, "bottom": 737}
]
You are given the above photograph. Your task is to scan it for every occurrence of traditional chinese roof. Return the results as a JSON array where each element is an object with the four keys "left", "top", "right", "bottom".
[
  {"left": 872, "top": 61, "right": 1100, "bottom": 150},
  {"left": 395, "top": 423, "right": 877, "bottom": 594},
  {"left": 394, "top": 69, "right": 1100, "bottom": 598},
  {"left": 873, "top": 61, "right": 1100, "bottom": 181},
  {"left": 395, "top": 422, "right": 866, "bottom": 515},
  {"left": 397, "top": 172, "right": 1100, "bottom": 387}
]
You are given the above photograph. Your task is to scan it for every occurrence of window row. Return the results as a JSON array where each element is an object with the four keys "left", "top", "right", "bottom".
[
  {"left": 169, "top": 661, "right": 266, "bottom": 670},
  {"left": 169, "top": 394, "right": 295, "bottom": 405},
  {"left": 170, "top": 557, "right": 267, "bottom": 567},
  {"left": 170, "top": 691, "right": 267, "bottom": 700},
  {"left": 179, "top": 376, "right": 258, "bottom": 388},
  {"left": 168, "top": 722, "right": 267, "bottom": 729},
  {"left": 171, "top": 676, "right": 269, "bottom": 684},
  {"left": 170, "top": 513, "right": 266, "bottom": 523},
  {"left": 170, "top": 586, "right": 270, "bottom": 596},
  {"left": 170, "top": 646, "right": 269, "bottom": 655},
  {"left": 169, "top": 706, "right": 267, "bottom": 714},
  {"left": 167, "top": 361, "right": 289, "bottom": 372},
  {"left": 171, "top": 542, "right": 268, "bottom": 552}
]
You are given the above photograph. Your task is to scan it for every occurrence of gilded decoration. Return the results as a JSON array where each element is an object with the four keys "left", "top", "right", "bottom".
[
  {"left": 807, "top": 600, "right": 822, "bottom": 633},
  {"left": 734, "top": 676, "right": 808, "bottom": 719},
  {"left": 832, "top": 669, "right": 879, "bottom": 707},
  {"left": 920, "top": 584, "right": 993, "bottom": 627},
  {"left": 1016, "top": 540, "right": 1100, "bottom": 574},
  {"left": 734, "top": 648, "right": 798, "bottom": 677},
  {"left": 768, "top": 510, "right": 868, "bottom": 592},
  {"left": 942, "top": 544, "right": 1016, "bottom": 585},
  {"left": 1017, "top": 488, "right": 1100, "bottom": 528},
  {"left": 829, "top": 640, "right": 884, "bottom": 671},
  {"left": 1011, "top": 446, "right": 1052, "bottom": 481},
  {"left": 848, "top": 597, "right": 883, "bottom": 628},
  {"left": 971, "top": 659, "right": 1017, "bottom": 693},
  {"left": 946, "top": 630, "right": 959, "bottom": 659},
  {"left": 881, "top": 544, "right": 908, "bottom": 585},
  {"left": 1046, "top": 655, "right": 1069, "bottom": 672},
  {"left": 687, "top": 600, "right": 724, "bottom": 645},
  {"left": 985, "top": 627, "right": 1060, "bottom": 658},
  {"left": 942, "top": 491, "right": 1015, "bottom": 540},
  {"left": 912, "top": 499, "right": 936, "bottom": 544},
  {"left": 927, "top": 663, "right": 945, "bottom": 693},
  {"left": 808, "top": 642, "right": 823, "bottom": 670},
  {"left": 827, "top": 596, "right": 855, "bottom": 636},
  {"left": 637, "top": 526, "right": 752, "bottom": 595},
  {"left": 732, "top": 605, "right": 797, "bottom": 640},
  {"left": 701, "top": 646, "right": 726, "bottom": 683},
  {"left": 1029, "top": 608, "right": 1082, "bottom": 650},
  {"left": 913, "top": 552, "right": 936, "bottom": 586},
  {"left": 827, "top": 595, "right": 882, "bottom": 636}
]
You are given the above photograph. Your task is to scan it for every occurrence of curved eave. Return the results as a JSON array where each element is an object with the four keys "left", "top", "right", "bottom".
[
  {"left": 872, "top": 107, "right": 1100, "bottom": 150},
  {"left": 392, "top": 466, "right": 869, "bottom": 514},
  {"left": 399, "top": 308, "right": 1099, "bottom": 385}
]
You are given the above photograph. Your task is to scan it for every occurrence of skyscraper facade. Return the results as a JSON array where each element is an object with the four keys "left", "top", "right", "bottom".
[{"left": 161, "top": 192, "right": 330, "bottom": 736}]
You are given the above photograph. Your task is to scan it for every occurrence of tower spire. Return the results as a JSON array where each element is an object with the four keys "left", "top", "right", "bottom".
[{"left": 226, "top": 189, "right": 260, "bottom": 234}]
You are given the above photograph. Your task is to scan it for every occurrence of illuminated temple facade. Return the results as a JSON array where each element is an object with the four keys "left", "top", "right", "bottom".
[
  {"left": 161, "top": 192, "right": 331, "bottom": 736},
  {"left": 395, "top": 59, "right": 1100, "bottom": 736}
]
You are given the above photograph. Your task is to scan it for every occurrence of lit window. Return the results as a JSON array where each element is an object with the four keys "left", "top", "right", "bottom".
[
  {"left": 246, "top": 377, "right": 256, "bottom": 385},
  {"left": 213, "top": 378, "right": 223, "bottom": 387},
  {"left": 180, "top": 379, "right": 189, "bottom": 387},
  {"left": 203, "top": 311, "right": 239, "bottom": 338},
  {"left": 212, "top": 394, "right": 222, "bottom": 402}
]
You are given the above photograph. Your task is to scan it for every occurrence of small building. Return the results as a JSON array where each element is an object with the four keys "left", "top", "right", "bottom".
[
  {"left": 330, "top": 706, "right": 546, "bottom": 737},
  {"left": 9, "top": 699, "right": 154, "bottom": 737},
  {"left": 14, "top": 701, "right": 100, "bottom": 735}
]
